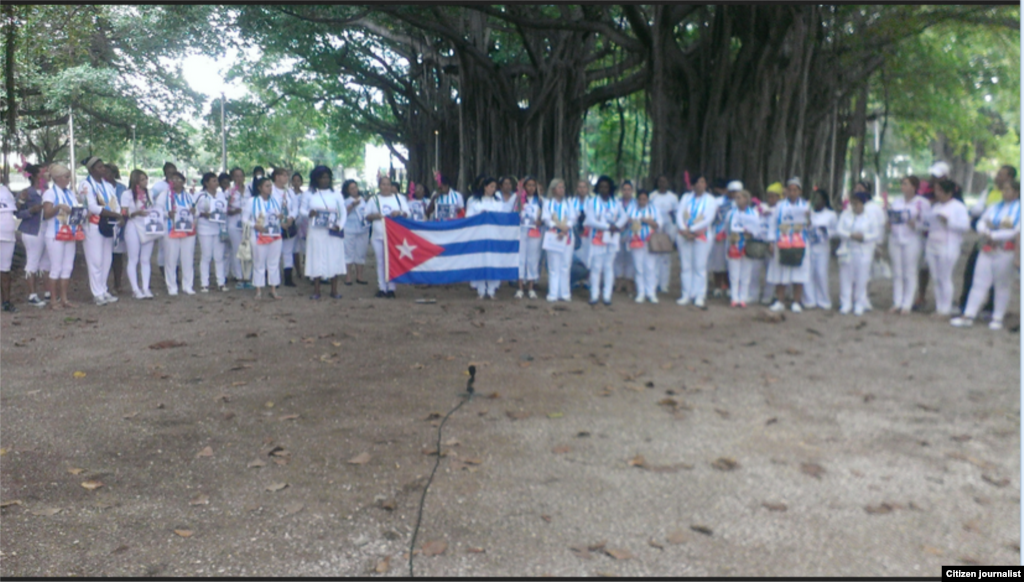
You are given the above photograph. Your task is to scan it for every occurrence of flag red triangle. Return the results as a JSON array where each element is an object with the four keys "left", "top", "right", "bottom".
[{"left": 385, "top": 218, "right": 446, "bottom": 280}]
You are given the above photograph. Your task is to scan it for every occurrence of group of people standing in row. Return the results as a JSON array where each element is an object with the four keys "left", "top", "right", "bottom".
[{"left": 0, "top": 158, "right": 1018, "bottom": 331}]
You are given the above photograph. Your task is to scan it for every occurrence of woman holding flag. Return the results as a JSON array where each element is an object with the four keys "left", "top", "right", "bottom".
[
  {"left": 466, "top": 177, "right": 505, "bottom": 299},
  {"left": 364, "top": 175, "right": 408, "bottom": 298},
  {"left": 627, "top": 189, "right": 661, "bottom": 303},
  {"left": 675, "top": 175, "right": 716, "bottom": 308},
  {"left": 515, "top": 176, "right": 544, "bottom": 299},
  {"left": 302, "top": 165, "right": 347, "bottom": 300},
  {"left": 543, "top": 178, "right": 576, "bottom": 302}
]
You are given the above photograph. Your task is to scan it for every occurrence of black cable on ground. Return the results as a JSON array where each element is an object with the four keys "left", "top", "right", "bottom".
[{"left": 408, "top": 366, "right": 475, "bottom": 577}]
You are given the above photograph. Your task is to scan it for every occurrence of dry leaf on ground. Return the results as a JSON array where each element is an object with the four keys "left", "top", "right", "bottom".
[
  {"left": 72, "top": 371, "right": 86, "bottom": 379},
  {"left": 285, "top": 502, "right": 305, "bottom": 515},
  {"left": 29, "top": 507, "right": 62, "bottom": 516},
  {"left": 0, "top": 500, "right": 23, "bottom": 508},
  {"left": 569, "top": 546, "right": 593, "bottom": 560},
  {"left": 248, "top": 459, "right": 266, "bottom": 468},
  {"left": 348, "top": 453, "right": 372, "bottom": 465},
  {"left": 711, "top": 457, "right": 739, "bottom": 471},
  {"left": 506, "top": 411, "right": 530, "bottom": 420},
  {"left": 982, "top": 474, "right": 1010, "bottom": 488},
  {"left": 265, "top": 482, "right": 289, "bottom": 492},
  {"left": 67, "top": 468, "right": 86, "bottom": 475},
  {"left": 690, "top": 524, "right": 713, "bottom": 536},
  {"left": 865, "top": 503, "right": 895, "bottom": 515},
  {"left": 196, "top": 446, "right": 213, "bottom": 458},
  {"left": 375, "top": 556, "right": 390, "bottom": 573},
  {"left": 604, "top": 548, "right": 634, "bottom": 560},
  {"left": 279, "top": 414, "right": 300, "bottom": 421},
  {"left": 762, "top": 502, "right": 788, "bottom": 512},
  {"left": 552, "top": 445, "right": 571, "bottom": 454},
  {"left": 800, "top": 462, "right": 825, "bottom": 479},
  {"left": 80, "top": 480, "right": 103, "bottom": 490},
  {"left": 189, "top": 494, "right": 209, "bottom": 506},
  {"left": 421, "top": 540, "right": 447, "bottom": 556},
  {"left": 173, "top": 529, "right": 193, "bottom": 538},
  {"left": 541, "top": 514, "right": 552, "bottom": 523},
  {"left": 149, "top": 340, "right": 187, "bottom": 350},
  {"left": 466, "top": 547, "right": 485, "bottom": 554},
  {"left": 648, "top": 539, "right": 664, "bottom": 550}
]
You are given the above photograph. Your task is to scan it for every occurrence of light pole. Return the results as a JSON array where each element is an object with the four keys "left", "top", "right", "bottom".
[{"left": 220, "top": 92, "right": 227, "bottom": 173}]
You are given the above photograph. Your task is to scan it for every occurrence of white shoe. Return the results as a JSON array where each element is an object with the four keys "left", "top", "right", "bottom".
[
  {"left": 694, "top": 297, "right": 706, "bottom": 309},
  {"left": 989, "top": 319, "right": 1004, "bottom": 331},
  {"left": 528, "top": 290, "right": 538, "bottom": 300},
  {"left": 649, "top": 296, "right": 659, "bottom": 304},
  {"left": 514, "top": 289, "right": 524, "bottom": 299},
  {"left": 487, "top": 293, "right": 496, "bottom": 300},
  {"left": 200, "top": 286, "right": 210, "bottom": 293},
  {"left": 768, "top": 301, "right": 785, "bottom": 313},
  {"left": 143, "top": 289, "right": 154, "bottom": 299},
  {"left": 94, "top": 296, "right": 108, "bottom": 306},
  {"left": 676, "top": 297, "right": 691, "bottom": 306},
  {"left": 103, "top": 293, "right": 118, "bottom": 303},
  {"left": 182, "top": 289, "right": 196, "bottom": 296},
  {"left": 802, "top": 303, "right": 816, "bottom": 310},
  {"left": 168, "top": 290, "right": 178, "bottom": 296},
  {"left": 635, "top": 295, "right": 645, "bottom": 304},
  {"left": 853, "top": 308, "right": 864, "bottom": 316},
  {"left": 839, "top": 306, "right": 852, "bottom": 315},
  {"left": 790, "top": 302, "right": 802, "bottom": 313},
  {"left": 950, "top": 317, "right": 974, "bottom": 328},
  {"left": 133, "top": 291, "right": 145, "bottom": 300},
  {"left": 220, "top": 286, "right": 229, "bottom": 292},
  {"left": 477, "top": 295, "right": 485, "bottom": 300},
  {"left": 546, "top": 296, "right": 558, "bottom": 302}
]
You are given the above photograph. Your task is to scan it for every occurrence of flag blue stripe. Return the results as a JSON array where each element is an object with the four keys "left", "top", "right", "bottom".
[
  {"left": 439, "top": 240, "right": 519, "bottom": 256},
  {"left": 392, "top": 211, "right": 521, "bottom": 231},
  {"left": 392, "top": 267, "right": 520, "bottom": 285}
]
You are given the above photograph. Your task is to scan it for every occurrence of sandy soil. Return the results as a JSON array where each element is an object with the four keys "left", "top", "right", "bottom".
[{"left": 0, "top": 236, "right": 1019, "bottom": 577}]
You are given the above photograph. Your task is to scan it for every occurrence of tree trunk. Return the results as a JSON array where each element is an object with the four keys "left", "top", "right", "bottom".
[{"left": 3, "top": 3, "right": 17, "bottom": 185}]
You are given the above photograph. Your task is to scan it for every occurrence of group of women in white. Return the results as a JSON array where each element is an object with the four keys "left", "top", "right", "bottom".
[{"left": 0, "top": 158, "right": 1018, "bottom": 332}]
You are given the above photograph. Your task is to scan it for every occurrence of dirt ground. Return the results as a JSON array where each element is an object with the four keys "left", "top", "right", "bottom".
[{"left": 0, "top": 235, "right": 1020, "bottom": 577}]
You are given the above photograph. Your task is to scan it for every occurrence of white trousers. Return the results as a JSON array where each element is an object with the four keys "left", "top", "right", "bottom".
[
  {"left": 678, "top": 237, "right": 713, "bottom": 301},
  {"left": 518, "top": 232, "right": 543, "bottom": 281},
  {"left": 588, "top": 247, "right": 616, "bottom": 302},
  {"left": 546, "top": 248, "right": 572, "bottom": 301},
  {"left": 615, "top": 243, "right": 635, "bottom": 279},
  {"left": 839, "top": 248, "right": 873, "bottom": 312},
  {"left": 727, "top": 257, "right": 755, "bottom": 304},
  {"left": 964, "top": 250, "right": 1015, "bottom": 321},
  {"left": 227, "top": 226, "right": 244, "bottom": 279},
  {"left": 889, "top": 237, "right": 922, "bottom": 311},
  {"left": 0, "top": 241, "right": 13, "bottom": 272},
  {"left": 252, "top": 237, "right": 282, "bottom": 288},
  {"left": 125, "top": 225, "right": 155, "bottom": 294},
  {"left": 199, "top": 233, "right": 226, "bottom": 288},
  {"left": 163, "top": 235, "right": 196, "bottom": 294},
  {"left": 631, "top": 247, "right": 658, "bottom": 300},
  {"left": 281, "top": 236, "right": 296, "bottom": 270},
  {"left": 925, "top": 249, "right": 958, "bottom": 315},
  {"left": 371, "top": 238, "right": 396, "bottom": 292},
  {"left": 805, "top": 243, "right": 832, "bottom": 309},
  {"left": 22, "top": 231, "right": 50, "bottom": 274},
  {"left": 84, "top": 224, "right": 114, "bottom": 299},
  {"left": 157, "top": 240, "right": 164, "bottom": 268},
  {"left": 473, "top": 280, "right": 500, "bottom": 297},
  {"left": 46, "top": 239, "right": 76, "bottom": 279}
]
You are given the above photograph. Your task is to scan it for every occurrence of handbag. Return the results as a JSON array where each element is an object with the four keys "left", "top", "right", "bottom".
[
  {"left": 98, "top": 216, "right": 117, "bottom": 238},
  {"left": 744, "top": 240, "right": 769, "bottom": 259},
  {"left": 648, "top": 231, "right": 674, "bottom": 253},
  {"left": 237, "top": 223, "right": 253, "bottom": 261},
  {"left": 779, "top": 247, "right": 805, "bottom": 266}
]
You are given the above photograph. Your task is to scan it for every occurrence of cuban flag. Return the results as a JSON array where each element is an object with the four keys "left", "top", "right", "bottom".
[{"left": 384, "top": 213, "right": 521, "bottom": 284}]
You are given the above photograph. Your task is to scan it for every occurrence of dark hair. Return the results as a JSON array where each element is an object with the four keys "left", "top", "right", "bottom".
[
  {"left": 201, "top": 172, "right": 218, "bottom": 187},
  {"left": 499, "top": 175, "right": 517, "bottom": 189},
  {"left": 291, "top": 172, "right": 303, "bottom": 182},
  {"left": 339, "top": 178, "right": 360, "bottom": 196},
  {"left": 853, "top": 191, "right": 870, "bottom": 204},
  {"left": 25, "top": 164, "right": 45, "bottom": 180},
  {"left": 253, "top": 176, "right": 272, "bottom": 195},
  {"left": 271, "top": 167, "right": 289, "bottom": 179},
  {"left": 636, "top": 189, "right": 649, "bottom": 199},
  {"left": 105, "top": 163, "right": 121, "bottom": 180},
  {"left": 594, "top": 175, "right": 617, "bottom": 196},
  {"left": 857, "top": 179, "right": 873, "bottom": 197},
  {"left": 1009, "top": 180, "right": 1021, "bottom": 193},
  {"left": 937, "top": 179, "right": 957, "bottom": 196},
  {"left": 250, "top": 166, "right": 265, "bottom": 195},
  {"left": 655, "top": 174, "right": 670, "bottom": 188},
  {"left": 310, "top": 166, "right": 334, "bottom": 191},
  {"left": 169, "top": 171, "right": 186, "bottom": 182},
  {"left": 473, "top": 176, "right": 497, "bottom": 199},
  {"left": 690, "top": 174, "right": 706, "bottom": 187},
  {"left": 621, "top": 179, "right": 633, "bottom": 188},
  {"left": 392, "top": 179, "right": 402, "bottom": 193},
  {"left": 1002, "top": 165, "right": 1018, "bottom": 180},
  {"left": 814, "top": 188, "right": 833, "bottom": 210},
  {"left": 438, "top": 173, "right": 452, "bottom": 187},
  {"left": 230, "top": 166, "right": 244, "bottom": 176},
  {"left": 162, "top": 162, "right": 177, "bottom": 173},
  {"left": 904, "top": 175, "right": 921, "bottom": 192}
]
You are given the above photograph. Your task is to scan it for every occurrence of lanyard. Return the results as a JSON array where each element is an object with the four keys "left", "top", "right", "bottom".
[
  {"left": 253, "top": 196, "right": 279, "bottom": 218},
  {"left": 993, "top": 200, "right": 1020, "bottom": 228},
  {"left": 53, "top": 187, "right": 75, "bottom": 228},
  {"left": 549, "top": 199, "right": 564, "bottom": 223},
  {"left": 87, "top": 177, "right": 110, "bottom": 209},
  {"left": 167, "top": 191, "right": 190, "bottom": 213},
  {"left": 687, "top": 194, "right": 705, "bottom": 228},
  {"left": 630, "top": 204, "right": 653, "bottom": 239}
]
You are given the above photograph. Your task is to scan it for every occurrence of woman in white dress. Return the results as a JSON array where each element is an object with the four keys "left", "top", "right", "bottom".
[
  {"left": 340, "top": 179, "right": 368, "bottom": 285},
  {"left": 542, "top": 178, "right": 576, "bottom": 302},
  {"left": 584, "top": 176, "right": 628, "bottom": 306},
  {"left": 923, "top": 179, "right": 970, "bottom": 318},
  {"left": 614, "top": 180, "right": 637, "bottom": 295},
  {"left": 245, "top": 177, "right": 284, "bottom": 300},
  {"left": 466, "top": 177, "right": 505, "bottom": 299},
  {"left": 515, "top": 176, "right": 544, "bottom": 299},
  {"left": 120, "top": 170, "right": 159, "bottom": 299},
  {"left": 836, "top": 191, "right": 882, "bottom": 315},
  {"left": 302, "top": 165, "right": 348, "bottom": 300},
  {"left": 626, "top": 189, "right": 661, "bottom": 303},
  {"left": 195, "top": 172, "right": 229, "bottom": 293},
  {"left": 0, "top": 183, "right": 16, "bottom": 312},
  {"left": 40, "top": 164, "right": 81, "bottom": 310},
  {"left": 767, "top": 178, "right": 812, "bottom": 313}
]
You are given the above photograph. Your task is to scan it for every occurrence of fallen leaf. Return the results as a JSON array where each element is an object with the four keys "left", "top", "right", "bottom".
[
  {"left": 267, "top": 447, "right": 290, "bottom": 457},
  {"left": 80, "top": 480, "right": 103, "bottom": 490},
  {"left": 149, "top": 340, "right": 187, "bottom": 350},
  {"left": 982, "top": 474, "right": 1010, "bottom": 488},
  {"left": 506, "top": 411, "right": 530, "bottom": 421},
  {"left": 284, "top": 502, "right": 305, "bottom": 515},
  {"left": 442, "top": 438, "right": 461, "bottom": 447},
  {"left": 660, "top": 362, "right": 673, "bottom": 370},
  {"left": 762, "top": 502, "right": 787, "bottom": 512},
  {"left": 658, "top": 398, "right": 678, "bottom": 408},
  {"left": 375, "top": 556, "right": 390, "bottom": 574},
  {"left": 765, "top": 417, "right": 778, "bottom": 425},
  {"left": 552, "top": 445, "right": 571, "bottom": 454},
  {"left": 547, "top": 412, "right": 564, "bottom": 419},
  {"left": 461, "top": 457, "right": 483, "bottom": 465},
  {"left": 711, "top": 457, "right": 739, "bottom": 471},
  {"left": 959, "top": 556, "right": 981, "bottom": 565},
  {"left": 569, "top": 546, "right": 593, "bottom": 560},
  {"left": 421, "top": 540, "right": 447, "bottom": 556},
  {"left": 916, "top": 403, "right": 940, "bottom": 413},
  {"left": 0, "top": 500, "right": 23, "bottom": 508},
  {"left": 487, "top": 392, "right": 501, "bottom": 399},
  {"left": 173, "top": 529, "right": 193, "bottom": 538},
  {"left": 576, "top": 431, "right": 591, "bottom": 438},
  {"left": 278, "top": 414, "right": 300, "bottom": 421},
  {"left": 72, "top": 371, "right": 86, "bottom": 379},
  {"left": 922, "top": 545, "right": 944, "bottom": 556},
  {"left": 423, "top": 412, "right": 442, "bottom": 421},
  {"left": 714, "top": 408, "right": 731, "bottom": 418},
  {"left": 690, "top": 524, "right": 713, "bottom": 536},
  {"left": 29, "top": 507, "right": 62, "bottom": 516},
  {"left": 466, "top": 547, "right": 486, "bottom": 554},
  {"left": 540, "top": 514, "right": 552, "bottom": 523},
  {"left": 587, "top": 540, "right": 608, "bottom": 551},
  {"left": 627, "top": 454, "right": 646, "bottom": 467},
  {"left": 195, "top": 446, "right": 213, "bottom": 458},
  {"left": 604, "top": 548, "right": 633, "bottom": 560},
  {"left": 231, "top": 381, "right": 247, "bottom": 387},
  {"left": 950, "top": 434, "right": 972, "bottom": 442},
  {"left": 222, "top": 412, "right": 235, "bottom": 420},
  {"left": 646, "top": 462, "right": 694, "bottom": 473},
  {"left": 0, "top": 448, "right": 6, "bottom": 455},
  {"left": 800, "top": 462, "right": 825, "bottom": 479},
  {"left": 378, "top": 499, "right": 397, "bottom": 511},
  {"left": 67, "top": 468, "right": 86, "bottom": 475},
  {"left": 785, "top": 348, "right": 802, "bottom": 355},
  {"left": 189, "top": 494, "right": 209, "bottom": 506},
  {"left": 865, "top": 503, "right": 894, "bottom": 515},
  {"left": 248, "top": 459, "right": 266, "bottom": 468},
  {"left": 348, "top": 453, "right": 372, "bottom": 465},
  {"left": 648, "top": 539, "right": 664, "bottom": 550},
  {"left": 264, "top": 401, "right": 274, "bottom": 408},
  {"left": 265, "top": 482, "right": 289, "bottom": 492}
]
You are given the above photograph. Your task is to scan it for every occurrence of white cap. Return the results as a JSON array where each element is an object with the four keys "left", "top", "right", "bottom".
[
  {"left": 928, "top": 161, "right": 950, "bottom": 178},
  {"left": 786, "top": 177, "right": 802, "bottom": 189},
  {"left": 726, "top": 180, "right": 743, "bottom": 192}
]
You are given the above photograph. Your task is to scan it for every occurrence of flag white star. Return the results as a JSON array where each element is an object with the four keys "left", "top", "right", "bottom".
[{"left": 396, "top": 238, "right": 417, "bottom": 260}]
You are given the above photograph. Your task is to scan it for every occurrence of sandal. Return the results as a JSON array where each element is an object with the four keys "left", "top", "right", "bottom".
[
  {"left": 356, "top": 280, "right": 368, "bottom": 285},
  {"left": 330, "top": 293, "right": 342, "bottom": 299}
]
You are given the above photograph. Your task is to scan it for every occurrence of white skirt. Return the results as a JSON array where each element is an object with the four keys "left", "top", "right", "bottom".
[
  {"left": 767, "top": 246, "right": 810, "bottom": 285},
  {"left": 304, "top": 227, "right": 347, "bottom": 279}
]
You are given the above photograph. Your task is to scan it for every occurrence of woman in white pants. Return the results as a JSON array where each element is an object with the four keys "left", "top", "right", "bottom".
[
  {"left": 341, "top": 179, "right": 368, "bottom": 285},
  {"left": 749, "top": 184, "right": 782, "bottom": 304},
  {"left": 302, "top": 165, "right": 348, "bottom": 300},
  {"left": 767, "top": 178, "right": 812, "bottom": 313},
  {"left": 614, "top": 180, "right": 636, "bottom": 294},
  {"left": 120, "top": 170, "right": 158, "bottom": 299},
  {"left": 271, "top": 168, "right": 299, "bottom": 288},
  {"left": 467, "top": 177, "right": 505, "bottom": 299},
  {"left": 41, "top": 164, "right": 80, "bottom": 310},
  {"left": 836, "top": 191, "right": 881, "bottom": 315},
  {"left": 887, "top": 175, "right": 929, "bottom": 314},
  {"left": 515, "top": 176, "right": 544, "bottom": 299},
  {"left": 16, "top": 164, "right": 51, "bottom": 307},
  {"left": 923, "top": 179, "right": 970, "bottom": 318},
  {"left": 0, "top": 184, "right": 17, "bottom": 312},
  {"left": 649, "top": 175, "right": 680, "bottom": 294},
  {"left": 156, "top": 172, "right": 197, "bottom": 296},
  {"left": 952, "top": 180, "right": 1020, "bottom": 330},
  {"left": 804, "top": 189, "right": 838, "bottom": 310},
  {"left": 225, "top": 168, "right": 248, "bottom": 286},
  {"left": 363, "top": 175, "right": 408, "bottom": 298},
  {"left": 627, "top": 189, "right": 660, "bottom": 303},
  {"left": 246, "top": 177, "right": 283, "bottom": 300},
  {"left": 542, "top": 179, "right": 576, "bottom": 302},
  {"left": 675, "top": 175, "right": 716, "bottom": 308},
  {"left": 726, "top": 189, "right": 760, "bottom": 308},
  {"left": 584, "top": 176, "right": 628, "bottom": 306},
  {"left": 290, "top": 172, "right": 307, "bottom": 273},
  {"left": 195, "top": 172, "right": 229, "bottom": 292},
  {"left": 79, "top": 156, "right": 122, "bottom": 305}
]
